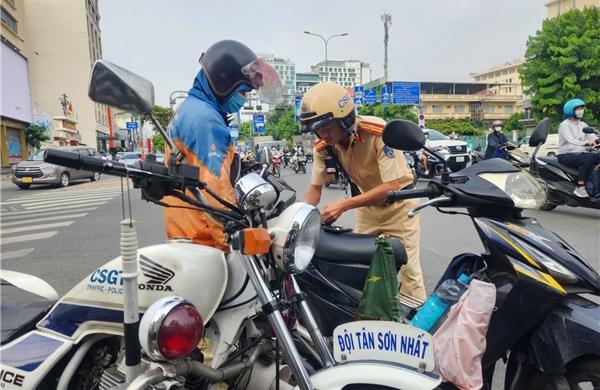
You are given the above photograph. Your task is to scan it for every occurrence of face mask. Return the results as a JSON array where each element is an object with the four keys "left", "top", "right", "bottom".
[
  {"left": 221, "top": 92, "right": 247, "bottom": 113},
  {"left": 494, "top": 126, "right": 502, "bottom": 132},
  {"left": 574, "top": 108, "right": 584, "bottom": 119}
]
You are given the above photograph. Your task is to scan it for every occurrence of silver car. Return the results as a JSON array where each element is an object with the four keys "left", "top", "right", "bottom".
[
  {"left": 119, "top": 152, "right": 142, "bottom": 166},
  {"left": 11, "top": 146, "right": 101, "bottom": 189}
]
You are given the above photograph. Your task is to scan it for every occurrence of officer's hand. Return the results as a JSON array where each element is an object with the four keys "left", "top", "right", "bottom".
[{"left": 321, "top": 200, "right": 348, "bottom": 225}]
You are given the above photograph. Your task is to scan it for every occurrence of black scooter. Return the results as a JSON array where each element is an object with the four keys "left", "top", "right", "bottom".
[
  {"left": 530, "top": 126, "right": 600, "bottom": 211},
  {"left": 295, "top": 118, "right": 600, "bottom": 389}
]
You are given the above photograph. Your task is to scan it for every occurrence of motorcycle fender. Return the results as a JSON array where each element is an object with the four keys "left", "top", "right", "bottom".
[
  {"left": 528, "top": 295, "right": 600, "bottom": 374},
  {"left": 294, "top": 361, "right": 441, "bottom": 390},
  {"left": 0, "top": 330, "right": 72, "bottom": 389}
]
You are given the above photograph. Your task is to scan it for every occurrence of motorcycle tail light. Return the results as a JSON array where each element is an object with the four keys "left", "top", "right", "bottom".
[{"left": 139, "top": 297, "right": 204, "bottom": 361}]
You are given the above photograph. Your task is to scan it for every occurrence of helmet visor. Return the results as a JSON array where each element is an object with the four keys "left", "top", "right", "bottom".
[{"left": 241, "top": 59, "right": 284, "bottom": 104}]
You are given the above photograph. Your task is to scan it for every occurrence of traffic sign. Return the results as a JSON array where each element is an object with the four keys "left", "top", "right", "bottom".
[
  {"left": 253, "top": 114, "right": 265, "bottom": 134},
  {"left": 295, "top": 95, "right": 302, "bottom": 122},
  {"left": 126, "top": 121, "right": 138, "bottom": 129},
  {"left": 353, "top": 86, "right": 364, "bottom": 105},
  {"left": 392, "top": 82, "right": 420, "bottom": 105},
  {"left": 230, "top": 125, "right": 239, "bottom": 139},
  {"left": 364, "top": 90, "right": 377, "bottom": 105},
  {"left": 381, "top": 87, "right": 391, "bottom": 105}
]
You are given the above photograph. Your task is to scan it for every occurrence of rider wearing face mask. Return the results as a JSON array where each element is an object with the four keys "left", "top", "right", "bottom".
[
  {"left": 557, "top": 98, "right": 600, "bottom": 198},
  {"left": 163, "top": 40, "right": 283, "bottom": 250},
  {"left": 483, "top": 120, "right": 509, "bottom": 160}
]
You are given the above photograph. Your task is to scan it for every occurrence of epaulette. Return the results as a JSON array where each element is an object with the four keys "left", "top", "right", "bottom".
[
  {"left": 315, "top": 139, "right": 327, "bottom": 152},
  {"left": 357, "top": 120, "right": 384, "bottom": 136}
]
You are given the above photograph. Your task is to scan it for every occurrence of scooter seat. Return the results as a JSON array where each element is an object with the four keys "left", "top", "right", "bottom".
[
  {"left": 315, "top": 226, "right": 408, "bottom": 268},
  {"left": 538, "top": 156, "right": 579, "bottom": 176},
  {"left": 1, "top": 279, "right": 56, "bottom": 345}
]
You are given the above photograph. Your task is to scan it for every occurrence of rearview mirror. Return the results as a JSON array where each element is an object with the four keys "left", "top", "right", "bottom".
[
  {"left": 382, "top": 120, "right": 426, "bottom": 151},
  {"left": 528, "top": 118, "right": 551, "bottom": 147},
  {"left": 88, "top": 60, "right": 155, "bottom": 115},
  {"left": 583, "top": 127, "right": 597, "bottom": 134},
  {"left": 260, "top": 147, "right": 272, "bottom": 165}
]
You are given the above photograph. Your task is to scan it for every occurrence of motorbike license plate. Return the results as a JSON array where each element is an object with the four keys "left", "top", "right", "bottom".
[
  {"left": 22, "top": 177, "right": 33, "bottom": 183},
  {"left": 333, "top": 321, "right": 435, "bottom": 372},
  {"left": 456, "top": 157, "right": 464, "bottom": 162}
]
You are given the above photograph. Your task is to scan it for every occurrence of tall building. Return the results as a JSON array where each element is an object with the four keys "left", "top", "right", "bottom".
[
  {"left": 310, "top": 60, "right": 371, "bottom": 87},
  {"left": 545, "top": 0, "right": 599, "bottom": 18},
  {"left": 24, "top": 0, "right": 109, "bottom": 151},
  {"left": 259, "top": 53, "right": 296, "bottom": 100},
  {"left": 295, "top": 73, "right": 319, "bottom": 95},
  {"left": 469, "top": 59, "right": 524, "bottom": 96},
  {"left": 1, "top": 0, "right": 34, "bottom": 167}
]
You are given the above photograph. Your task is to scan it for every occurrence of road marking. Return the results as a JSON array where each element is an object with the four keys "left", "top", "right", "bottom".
[
  {"left": 0, "top": 231, "right": 57, "bottom": 245},
  {"left": 0, "top": 213, "right": 88, "bottom": 227},
  {"left": 22, "top": 196, "right": 116, "bottom": 209},
  {"left": 0, "top": 248, "right": 35, "bottom": 261},
  {"left": 0, "top": 190, "right": 125, "bottom": 204},
  {"left": 1, "top": 203, "right": 104, "bottom": 216},
  {"left": 0, "top": 221, "right": 74, "bottom": 235}
]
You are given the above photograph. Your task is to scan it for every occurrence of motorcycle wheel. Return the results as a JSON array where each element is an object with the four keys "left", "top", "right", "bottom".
[
  {"left": 276, "top": 166, "right": 280, "bottom": 178},
  {"left": 516, "top": 356, "right": 600, "bottom": 390},
  {"left": 539, "top": 200, "right": 557, "bottom": 211},
  {"left": 302, "top": 165, "right": 306, "bottom": 174}
]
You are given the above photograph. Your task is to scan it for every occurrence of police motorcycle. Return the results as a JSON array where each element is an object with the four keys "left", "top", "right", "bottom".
[
  {"left": 0, "top": 60, "right": 442, "bottom": 390},
  {"left": 296, "top": 118, "right": 600, "bottom": 388},
  {"left": 531, "top": 126, "right": 600, "bottom": 211}
]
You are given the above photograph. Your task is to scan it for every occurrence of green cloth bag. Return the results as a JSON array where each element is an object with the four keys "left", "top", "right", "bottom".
[{"left": 356, "top": 235, "right": 403, "bottom": 322}]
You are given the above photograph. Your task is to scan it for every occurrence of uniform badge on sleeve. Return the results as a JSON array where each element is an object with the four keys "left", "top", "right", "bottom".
[{"left": 383, "top": 145, "right": 395, "bottom": 158}]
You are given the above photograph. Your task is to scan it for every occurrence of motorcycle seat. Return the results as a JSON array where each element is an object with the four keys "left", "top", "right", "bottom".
[
  {"left": 315, "top": 227, "right": 408, "bottom": 268},
  {"left": 0, "top": 279, "right": 57, "bottom": 345},
  {"left": 538, "top": 156, "right": 579, "bottom": 176}
]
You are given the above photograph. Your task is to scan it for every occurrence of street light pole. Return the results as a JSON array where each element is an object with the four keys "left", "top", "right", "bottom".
[{"left": 304, "top": 31, "right": 348, "bottom": 82}]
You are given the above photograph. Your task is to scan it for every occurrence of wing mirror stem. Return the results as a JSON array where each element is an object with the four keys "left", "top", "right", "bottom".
[
  {"left": 148, "top": 112, "right": 176, "bottom": 153},
  {"left": 423, "top": 145, "right": 451, "bottom": 185}
]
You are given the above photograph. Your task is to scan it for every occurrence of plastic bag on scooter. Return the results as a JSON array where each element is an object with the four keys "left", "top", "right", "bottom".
[
  {"left": 585, "top": 164, "right": 600, "bottom": 197},
  {"left": 433, "top": 279, "right": 496, "bottom": 390},
  {"left": 355, "top": 235, "right": 403, "bottom": 322}
]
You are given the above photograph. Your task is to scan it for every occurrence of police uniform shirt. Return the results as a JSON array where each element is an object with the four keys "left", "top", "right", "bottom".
[{"left": 311, "top": 116, "right": 413, "bottom": 193}]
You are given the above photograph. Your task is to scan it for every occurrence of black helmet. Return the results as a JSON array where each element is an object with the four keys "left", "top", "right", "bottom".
[{"left": 199, "top": 40, "right": 258, "bottom": 98}]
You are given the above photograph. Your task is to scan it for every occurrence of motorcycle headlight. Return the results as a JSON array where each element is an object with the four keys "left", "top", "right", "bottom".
[
  {"left": 478, "top": 171, "right": 547, "bottom": 209},
  {"left": 269, "top": 203, "right": 321, "bottom": 273},
  {"left": 234, "top": 173, "right": 278, "bottom": 212}
]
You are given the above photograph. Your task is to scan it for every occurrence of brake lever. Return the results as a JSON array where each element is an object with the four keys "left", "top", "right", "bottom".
[{"left": 407, "top": 195, "right": 452, "bottom": 218}]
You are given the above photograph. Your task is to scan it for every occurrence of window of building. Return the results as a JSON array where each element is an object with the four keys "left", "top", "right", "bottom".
[
  {"left": 495, "top": 71, "right": 501, "bottom": 77},
  {"left": 454, "top": 105, "right": 465, "bottom": 113},
  {"left": 475, "top": 76, "right": 480, "bottom": 82},
  {"left": 420, "top": 106, "right": 427, "bottom": 113},
  {"left": 1, "top": 7, "right": 18, "bottom": 33},
  {"left": 481, "top": 75, "right": 487, "bottom": 80},
  {"left": 502, "top": 69, "right": 508, "bottom": 75},
  {"left": 504, "top": 105, "right": 514, "bottom": 113},
  {"left": 484, "top": 106, "right": 494, "bottom": 113},
  {"left": 432, "top": 105, "right": 443, "bottom": 113},
  {"left": 510, "top": 68, "right": 516, "bottom": 73}
]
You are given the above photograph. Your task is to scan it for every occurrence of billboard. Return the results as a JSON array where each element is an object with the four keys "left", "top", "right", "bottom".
[
  {"left": 392, "top": 82, "right": 420, "bottom": 105},
  {"left": 1, "top": 42, "right": 33, "bottom": 123},
  {"left": 253, "top": 114, "right": 265, "bottom": 134},
  {"left": 32, "top": 107, "right": 54, "bottom": 139}
]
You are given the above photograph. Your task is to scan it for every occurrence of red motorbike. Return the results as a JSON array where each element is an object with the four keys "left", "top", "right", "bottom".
[{"left": 271, "top": 155, "right": 281, "bottom": 178}]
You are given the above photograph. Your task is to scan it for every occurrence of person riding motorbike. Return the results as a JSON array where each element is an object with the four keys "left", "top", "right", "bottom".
[
  {"left": 300, "top": 83, "right": 426, "bottom": 301},
  {"left": 483, "top": 120, "right": 510, "bottom": 160},
  {"left": 162, "top": 39, "right": 283, "bottom": 251},
  {"left": 294, "top": 142, "right": 305, "bottom": 172},
  {"left": 557, "top": 98, "right": 600, "bottom": 198}
]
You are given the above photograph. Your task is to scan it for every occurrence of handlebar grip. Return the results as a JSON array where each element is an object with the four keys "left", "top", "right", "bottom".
[
  {"left": 387, "top": 186, "right": 437, "bottom": 202},
  {"left": 44, "top": 149, "right": 122, "bottom": 172}
]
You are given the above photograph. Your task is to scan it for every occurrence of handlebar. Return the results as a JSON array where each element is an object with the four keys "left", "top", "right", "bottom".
[
  {"left": 45, "top": 149, "right": 120, "bottom": 172},
  {"left": 386, "top": 185, "right": 440, "bottom": 202}
]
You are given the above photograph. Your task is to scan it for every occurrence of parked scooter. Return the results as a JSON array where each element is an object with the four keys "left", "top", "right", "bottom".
[
  {"left": 408, "top": 146, "right": 447, "bottom": 180},
  {"left": 529, "top": 124, "right": 600, "bottom": 211},
  {"left": 296, "top": 118, "right": 600, "bottom": 389},
  {"left": 472, "top": 142, "right": 531, "bottom": 168},
  {"left": 0, "top": 60, "right": 442, "bottom": 390}
]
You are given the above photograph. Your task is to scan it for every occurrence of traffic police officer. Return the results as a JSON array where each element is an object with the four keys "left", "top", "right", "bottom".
[{"left": 300, "top": 83, "right": 426, "bottom": 301}]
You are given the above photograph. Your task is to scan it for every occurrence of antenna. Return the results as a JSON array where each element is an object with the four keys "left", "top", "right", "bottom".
[{"left": 381, "top": 13, "right": 392, "bottom": 82}]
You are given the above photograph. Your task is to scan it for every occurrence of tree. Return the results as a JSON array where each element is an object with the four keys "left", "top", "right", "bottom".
[
  {"left": 141, "top": 105, "right": 174, "bottom": 152},
  {"left": 358, "top": 104, "right": 418, "bottom": 123},
  {"left": 26, "top": 124, "right": 51, "bottom": 149},
  {"left": 265, "top": 108, "right": 299, "bottom": 141},
  {"left": 424, "top": 118, "right": 485, "bottom": 135},
  {"left": 520, "top": 7, "right": 600, "bottom": 124},
  {"left": 238, "top": 121, "right": 254, "bottom": 139},
  {"left": 503, "top": 112, "right": 525, "bottom": 132}
]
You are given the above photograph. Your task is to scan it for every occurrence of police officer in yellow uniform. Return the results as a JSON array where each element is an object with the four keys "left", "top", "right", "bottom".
[{"left": 300, "top": 83, "right": 426, "bottom": 301}]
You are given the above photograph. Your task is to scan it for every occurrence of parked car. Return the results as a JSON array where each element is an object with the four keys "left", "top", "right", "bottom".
[
  {"left": 119, "top": 152, "right": 142, "bottom": 166},
  {"left": 11, "top": 146, "right": 100, "bottom": 189},
  {"left": 154, "top": 153, "right": 165, "bottom": 163},
  {"left": 519, "top": 133, "right": 559, "bottom": 157},
  {"left": 115, "top": 151, "right": 125, "bottom": 161},
  {"left": 423, "top": 128, "right": 470, "bottom": 171}
]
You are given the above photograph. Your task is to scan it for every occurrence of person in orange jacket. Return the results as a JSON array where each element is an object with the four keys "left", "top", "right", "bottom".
[{"left": 163, "top": 40, "right": 282, "bottom": 251}]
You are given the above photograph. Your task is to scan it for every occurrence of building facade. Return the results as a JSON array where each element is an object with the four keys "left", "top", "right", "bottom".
[
  {"left": 24, "top": 0, "right": 109, "bottom": 151},
  {"left": 310, "top": 60, "right": 371, "bottom": 87},
  {"left": 295, "top": 72, "right": 320, "bottom": 95},
  {"left": 544, "top": 0, "right": 599, "bottom": 18},
  {"left": 469, "top": 59, "right": 524, "bottom": 97}
]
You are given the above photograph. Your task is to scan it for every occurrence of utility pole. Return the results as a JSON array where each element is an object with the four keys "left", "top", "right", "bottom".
[{"left": 381, "top": 13, "right": 392, "bottom": 82}]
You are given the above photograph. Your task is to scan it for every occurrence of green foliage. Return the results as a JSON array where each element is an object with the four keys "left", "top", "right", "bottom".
[
  {"left": 424, "top": 118, "right": 485, "bottom": 135},
  {"left": 520, "top": 7, "right": 600, "bottom": 125},
  {"left": 265, "top": 106, "right": 300, "bottom": 141},
  {"left": 358, "top": 104, "right": 418, "bottom": 123},
  {"left": 152, "top": 134, "right": 164, "bottom": 152},
  {"left": 25, "top": 124, "right": 51, "bottom": 149},
  {"left": 503, "top": 112, "right": 526, "bottom": 132},
  {"left": 141, "top": 105, "right": 174, "bottom": 152},
  {"left": 237, "top": 121, "right": 254, "bottom": 139}
]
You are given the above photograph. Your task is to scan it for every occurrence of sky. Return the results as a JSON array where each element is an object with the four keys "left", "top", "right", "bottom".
[{"left": 99, "top": 0, "right": 548, "bottom": 108}]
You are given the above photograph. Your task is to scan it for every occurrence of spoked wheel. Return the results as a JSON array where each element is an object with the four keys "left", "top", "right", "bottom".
[{"left": 518, "top": 356, "right": 600, "bottom": 390}]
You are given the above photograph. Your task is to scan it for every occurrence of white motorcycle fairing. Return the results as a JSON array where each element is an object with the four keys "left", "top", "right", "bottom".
[{"left": 35, "top": 241, "right": 228, "bottom": 342}]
